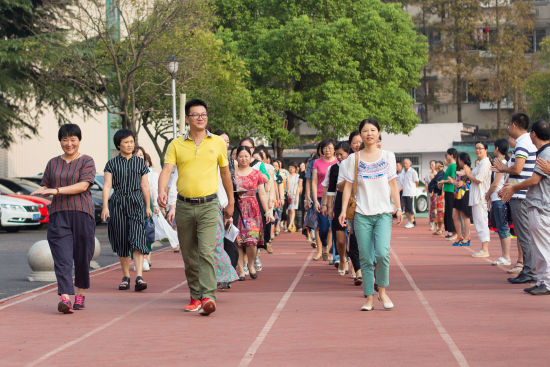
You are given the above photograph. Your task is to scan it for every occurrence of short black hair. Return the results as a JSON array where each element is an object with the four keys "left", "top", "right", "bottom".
[
  {"left": 319, "top": 138, "right": 336, "bottom": 151},
  {"left": 446, "top": 148, "right": 458, "bottom": 161},
  {"left": 236, "top": 145, "right": 252, "bottom": 157},
  {"left": 239, "top": 137, "right": 255, "bottom": 148},
  {"left": 494, "top": 138, "right": 509, "bottom": 157},
  {"left": 113, "top": 129, "right": 135, "bottom": 150},
  {"left": 213, "top": 129, "right": 227, "bottom": 136},
  {"left": 288, "top": 161, "right": 298, "bottom": 169},
  {"left": 185, "top": 99, "right": 207, "bottom": 115},
  {"left": 58, "top": 124, "right": 81, "bottom": 141},
  {"left": 511, "top": 112, "right": 530, "bottom": 131},
  {"left": 335, "top": 140, "right": 350, "bottom": 153},
  {"left": 359, "top": 118, "right": 380, "bottom": 132},
  {"left": 475, "top": 141, "right": 488, "bottom": 150},
  {"left": 531, "top": 120, "right": 550, "bottom": 141}
]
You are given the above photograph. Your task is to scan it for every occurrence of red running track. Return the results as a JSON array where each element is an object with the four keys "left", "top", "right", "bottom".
[{"left": 1, "top": 218, "right": 550, "bottom": 367}]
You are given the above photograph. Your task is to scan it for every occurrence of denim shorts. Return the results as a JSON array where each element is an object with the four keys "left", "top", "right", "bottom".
[{"left": 492, "top": 200, "right": 511, "bottom": 239}]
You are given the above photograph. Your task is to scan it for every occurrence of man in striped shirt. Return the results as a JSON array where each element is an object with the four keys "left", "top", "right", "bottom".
[{"left": 493, "top": 113, "right": 537, "bottom": 284}]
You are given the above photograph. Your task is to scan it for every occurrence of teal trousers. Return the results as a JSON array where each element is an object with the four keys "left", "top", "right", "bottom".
[{"left": 354, "top": 212, "right": 393, "bottom": 296}]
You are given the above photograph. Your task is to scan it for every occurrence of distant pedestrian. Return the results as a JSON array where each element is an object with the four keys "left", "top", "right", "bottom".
[
  {"left": 499, "top": 119, "right": 550, "bottom": 294},
  {"left": 428, "top": 161, "right": 445, "bottom": 235},
  {"left": 493, "top": 113, "right": 538, "bottom": 284},
  {"left": 158, "top": 99, "right": 234, "bottom": 315},
  {"left": 464, "top": 142, "right": 492, "bottom": 257},
  {"left": 425, "top": 160, "right": 437, "bottom": 231},
  {"left": 438, "top": 148, "right": 458, "bottom": 240},
  {"left": 401, "top": 158, "right": 419, "bottom": 229},
  {"left": 32, "top": 124, "right": 96, "bottom": 314},
  {"left": 102, "top": 129, "right": 152, "bottom": 292},
  {"left": 486, "top": 139, "right": 512, "bottom": 266},
  {"left": 451, "top": 152, "right": 472, "bottom": 247}
]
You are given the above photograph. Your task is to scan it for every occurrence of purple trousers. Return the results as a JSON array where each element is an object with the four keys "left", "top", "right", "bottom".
[{"left": 47, "top": 211, "right": 95, "bottom": 295}]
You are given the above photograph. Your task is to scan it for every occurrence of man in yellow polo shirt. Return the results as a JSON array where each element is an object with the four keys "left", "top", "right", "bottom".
[{"left": 158, "top": 99, "right": 234, "bottom": 316}]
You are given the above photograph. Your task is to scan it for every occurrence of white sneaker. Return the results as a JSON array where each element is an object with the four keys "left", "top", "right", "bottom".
[
  {"left": 492, "top": 257, "right": 511, "bottom": 266},
  {"left": 143, "top": 259, "right": 150, "bottom": 271},
  {"left": 404, "top": 223, "right": 415, "bottom": 229}
]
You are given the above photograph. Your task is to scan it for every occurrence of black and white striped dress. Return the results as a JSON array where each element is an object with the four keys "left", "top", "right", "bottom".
[{"left": 105, "top": 155, "right": 149, "bottom": 257}]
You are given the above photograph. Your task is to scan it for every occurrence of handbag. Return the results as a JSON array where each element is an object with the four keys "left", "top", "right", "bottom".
[
  {"left": 145, "top": 218, "right": 155, "bottom": 244},
  {"left": 346, "top": 152, "right": 360, "bottom": 219}
]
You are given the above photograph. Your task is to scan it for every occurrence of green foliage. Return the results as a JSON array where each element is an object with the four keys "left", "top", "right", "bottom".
[
  {"left": 215, "top": 0, "right": 427, "bottom": 147},
  {"left": 526, "top": 38, "right": 550, "bottom": 122},
  {"left": 0, "top": 0, "right": 92, "bottom": 147}
]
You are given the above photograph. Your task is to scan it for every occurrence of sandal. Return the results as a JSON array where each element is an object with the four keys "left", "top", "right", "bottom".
[
  {"left": 134, "top": 276, "right": 148, "bottom": 292},
  {"left": 312, "top": 253, "right": 322, "bottom": 261},
  {"left": 354, "top": 277, "right": 363, "bottom": 286},
  {"left": 507, "top": 262, "right": 524, "bottom": 274},
  {"left": 322, "top": 253, "right": 328, "bottom": 261},
  {"left": 119, "top": 276, "right": 130, "bottom": 290}
]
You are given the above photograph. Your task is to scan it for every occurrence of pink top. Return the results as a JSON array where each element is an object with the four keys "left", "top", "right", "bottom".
[{"left": 313, "top": 157, "right": 338, "bottom": 199}]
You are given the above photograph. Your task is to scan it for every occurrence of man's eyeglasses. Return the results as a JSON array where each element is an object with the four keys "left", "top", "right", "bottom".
[{"left": 187, "top": 113, "right": 208, "bottom": 120}]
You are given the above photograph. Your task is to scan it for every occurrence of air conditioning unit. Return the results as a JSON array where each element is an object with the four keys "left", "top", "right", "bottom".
[{"left": 479, "top": 101, "right": 514, "bottom": 110}]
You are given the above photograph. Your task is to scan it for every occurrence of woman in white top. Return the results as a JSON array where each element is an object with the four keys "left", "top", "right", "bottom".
[
  {"left": 286, "top": 162, "right": 301, "bottom": 232},
  {"left": 485, "top": 139, "right": 512, "bottom": 266},
  {"left": 339, "top": 118, "right": 402, "bottom": 311},
  {"left": 462, "top": 141, "right": 492, "bottom": 258}
]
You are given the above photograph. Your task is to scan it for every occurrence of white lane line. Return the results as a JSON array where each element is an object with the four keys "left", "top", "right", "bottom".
[
  {"left": 239, "top": 251, "right": 314, "bottom": 367},
  {"left": 26, "top": 280, "right": 187, "bottom": 367},
  {"left": 391, "top": 249, "right": 469, "bottom": 367},
  {"left": 0, "top": 247, "right": 172, "bottom": 309}
]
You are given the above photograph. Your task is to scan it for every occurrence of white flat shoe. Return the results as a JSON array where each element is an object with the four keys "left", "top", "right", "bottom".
[
  {"left": 377, "top": 294, "right": 394, "bottom": 310},
  {"left": 360, "top": 303, "right": 374, "bottom": 311}
]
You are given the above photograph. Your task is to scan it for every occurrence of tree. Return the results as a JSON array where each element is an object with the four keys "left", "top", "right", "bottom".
[
  {"left": 0, "top": 0, "right": 95, "bottom": 147},
  {"left": 136, "top": 25, "right": 256, "bottom": 164},
  {"left": 429, "top": 0, "right": 482, "bottom": 123},
  {"left": 52, "top": 0, "right": 197, "bottom": 141},
  {"left": 526, "top": 38, "right": 550, "bottom": 122},
  {"left": 215, "top": 0, "right": 428, "bottom": 155},
  {"left": 470, "top": 0, "right": 534, "bottom": 134}
]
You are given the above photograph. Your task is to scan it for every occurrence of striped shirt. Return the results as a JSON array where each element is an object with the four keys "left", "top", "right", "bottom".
[
  {"left": 508, "top": 132, "right": 537, "bottom": 199},
  {"left": 41, "top": 155, "right": 96, "bottom": 218},
  {"left": 104, "top": 155, "right": 149, "bottom": 196}
]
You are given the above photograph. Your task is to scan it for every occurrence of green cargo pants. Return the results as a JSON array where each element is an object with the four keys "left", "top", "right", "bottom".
[{"left": 176, "top": 199, "right": 219, "bottom": 300}]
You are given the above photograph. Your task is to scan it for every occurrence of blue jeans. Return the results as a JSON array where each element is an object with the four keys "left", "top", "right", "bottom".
[
  {"left": 492, "top": 200, "right": 510, "bottom": 239},
  {"left": 354, "top": 212, "right": 393, "bottom": 296},
  {"left": 317, "top": 211, "right": 331, "bottom": 248}
]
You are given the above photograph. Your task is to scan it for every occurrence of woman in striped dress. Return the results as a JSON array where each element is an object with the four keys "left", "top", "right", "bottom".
[{"left": 101, "top": 129, "right": 152, "bottom": 292}]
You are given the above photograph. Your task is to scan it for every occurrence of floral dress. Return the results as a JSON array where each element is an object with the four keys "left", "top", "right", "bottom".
[
  {"left": 236, "top": 169, "right": 266, "bottom": 247},
  {"left": 214, "top": 207, "right": 238, "bottom": 283}
]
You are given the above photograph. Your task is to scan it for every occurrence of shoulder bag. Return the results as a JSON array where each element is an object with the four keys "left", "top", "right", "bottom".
[{"left": 346, "top": 152, "right": 360, "bottom": 219}]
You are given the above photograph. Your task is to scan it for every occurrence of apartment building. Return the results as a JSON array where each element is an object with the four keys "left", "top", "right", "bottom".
[{"left": 407, "top": 1, "right": 550, "bottom": 129}]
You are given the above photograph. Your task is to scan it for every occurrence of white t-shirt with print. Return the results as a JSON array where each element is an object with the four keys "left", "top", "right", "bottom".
[{"left": 341, "top": 150, "right": 397, "bottom": 216}]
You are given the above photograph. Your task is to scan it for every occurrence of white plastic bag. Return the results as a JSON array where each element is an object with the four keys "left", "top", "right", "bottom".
[{"left": 152, "top": 213, "right": 179, "bottom": 249}]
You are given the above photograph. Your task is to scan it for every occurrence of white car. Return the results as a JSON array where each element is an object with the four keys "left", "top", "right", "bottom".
[
  {"left": 0, "top": 195, "right": 41, "bottom": 232},
  {"left": 414, "top": 184, "right": 429, "bottom": 213}
]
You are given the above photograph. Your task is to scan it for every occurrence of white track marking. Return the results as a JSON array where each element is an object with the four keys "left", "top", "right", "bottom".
[
  {"left": 239, "top": 251, "right": 314, "bottom": 367},
  {"left": 392, "top": 249, "right": 469, "bottom": 367}
]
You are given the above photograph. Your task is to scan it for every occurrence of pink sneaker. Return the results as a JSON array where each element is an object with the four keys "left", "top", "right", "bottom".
[
  {"left": 58, "top": 296, "right": 74, "bottom": 314},
  {"left": 73, "top": 295, "right": 86, "bottom": 310}
]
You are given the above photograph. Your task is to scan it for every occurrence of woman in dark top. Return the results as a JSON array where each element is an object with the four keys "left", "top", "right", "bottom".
[
  {"left": 32, "top": 124, "right": 96, "bottom": 314},
  {"left": 102, "top": 129, "right": 152, "bottom": 292},
  {"left": 326, "top": 141, "right": 350, "bottom": 276}
]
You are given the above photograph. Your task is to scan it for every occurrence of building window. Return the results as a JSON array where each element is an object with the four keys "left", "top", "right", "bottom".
[{"left": 527, "top": 29, "right": 546, "bottom": 53}]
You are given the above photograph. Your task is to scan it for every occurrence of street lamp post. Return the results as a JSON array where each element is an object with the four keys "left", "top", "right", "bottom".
[{"left": 166, "top": 55, "right": 179, "bottom": 139}]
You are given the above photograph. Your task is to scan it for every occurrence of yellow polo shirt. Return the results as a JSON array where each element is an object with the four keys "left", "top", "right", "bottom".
[{"left": 164, "top": 131, "right": 228, "bottom": 198}]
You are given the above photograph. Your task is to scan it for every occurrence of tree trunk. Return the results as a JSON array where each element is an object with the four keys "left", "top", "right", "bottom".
[
  {"left": 496, "top": 100, "right": 502, "bottom": 136},
  {"left": 456, "top": 72, "right": 463, "bottom": 123}
]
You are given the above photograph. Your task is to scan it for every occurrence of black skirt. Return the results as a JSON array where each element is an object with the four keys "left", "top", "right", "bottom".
[{"left": 453, "top": 192, "right": 472, "bottom": 219}]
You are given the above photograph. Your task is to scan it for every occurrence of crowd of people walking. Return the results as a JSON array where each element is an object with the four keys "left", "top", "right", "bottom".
[{"left": 33, "top": 103, "right": 550, "bottom": 315}]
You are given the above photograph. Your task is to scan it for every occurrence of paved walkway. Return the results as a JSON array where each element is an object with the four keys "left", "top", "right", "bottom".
[{"left": 2, "top": 219, "right": 549, "bottom": 366}]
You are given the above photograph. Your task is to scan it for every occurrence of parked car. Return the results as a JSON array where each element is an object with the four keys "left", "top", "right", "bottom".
[
  {"left": 0, "top": 183, "right": 50, "bottom": 224},
  {"left": 0, "top": 195, "right": 41, "bottom": 232},
  {"left": 16, "top": 176, "right": 103, "bottom": 224},
  {"left": 415, "top": 183, "right": 428, "bottom": 213}
]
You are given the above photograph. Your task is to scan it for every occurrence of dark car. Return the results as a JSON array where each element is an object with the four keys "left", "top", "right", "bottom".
[{"left": 8, "top": 177, "right": 103, "bottom": 224}]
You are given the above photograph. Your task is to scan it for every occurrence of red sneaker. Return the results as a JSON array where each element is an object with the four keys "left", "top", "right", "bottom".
[
  {"left": 184, "top": 298, "right": 202, "bottom": 312},
  {"left": 58, "top": 296, "right": 74, "bottom": 314},
  {"left": 199, "top": 297, "right": 216, "bottom": 316}
]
